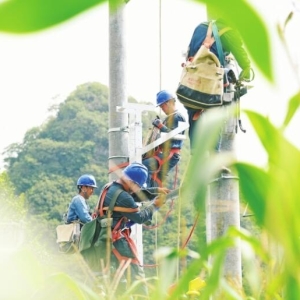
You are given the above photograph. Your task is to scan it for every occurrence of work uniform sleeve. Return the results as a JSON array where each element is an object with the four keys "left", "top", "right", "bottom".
[
  {"left": 73, "top": 197, "right": 92, "bottom": 223},
  {"left": 187, "top": 22, "right": 209, "bottom": 58},
  {"left": 122, "top": 204, "right": 156, "bottom": 225},
  {"left": 118, "top": 192, "right": 155, "bottom": 224},
  {"left": 161, "top": 112, "right": 185, "bottom": 133},
  {"left": 132, "top": 188, "right": 159, "bottom": 202}
]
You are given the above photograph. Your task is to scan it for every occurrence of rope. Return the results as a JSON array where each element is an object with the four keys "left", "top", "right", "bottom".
[
  {"left": 181, "top": 213, "right": 200, "bottom": 249},
  {"left": 142, "top": 198, "right": 175, "bottom": 230},
  {"left": 176, "top": 182, "right": 182, "bottom": 280},
  {"left": 108, "top": 161, "right": 129, "bottom": 174}
]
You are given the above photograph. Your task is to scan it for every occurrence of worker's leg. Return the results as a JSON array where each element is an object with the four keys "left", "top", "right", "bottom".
[
  {"left": 157, "top": 154, "right": 180, "bottom": 185},
  {"left": 142, "top": 156, "right": 159, "bottom": 187}
]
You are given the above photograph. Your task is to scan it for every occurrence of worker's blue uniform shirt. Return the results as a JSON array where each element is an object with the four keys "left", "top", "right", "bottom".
[
  {"left": 67, "top": 194, "right": 92, "bottom": 224},
  {"left": 187, "top": 20, "right": 250, "bottom": 70},
  {"left": 187, "top": 21, "right": 220, "bottom": 59},
  {"left": 159, "top": 110, "right": 186, "bottom": 151},
  {"left": 185, "top": 19, "right": 251, "bottom": 153}
]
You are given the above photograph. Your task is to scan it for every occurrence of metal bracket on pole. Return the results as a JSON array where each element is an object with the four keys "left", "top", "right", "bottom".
[
  {"left": 209, "top": 174, "right": 239, "bottom": 183},
  {"left": 108, "top": 126, "right": 129, "bottom": 133},
  {"left": 117, "top": 103, "right": 157, "bottom": 163},
  {"left": 116, "top": 103, "right": 157, "bottom": 265},
  {"left": 116, "top": 103, "right": 189, "bottom": 265}
]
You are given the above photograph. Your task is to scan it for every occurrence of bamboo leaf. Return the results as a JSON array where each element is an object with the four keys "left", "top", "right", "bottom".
[
  {"left": 234, "top": 162, "right": 268, "bottom": 225},
  {"left": 0, "top": 0, "right": 106, "bottom": 33},
  {"left": 282, "top": 91, "right": 300, "bottom": 128},
  {"left": 194, "top": 0, "right": 273, "bottom": 82}
]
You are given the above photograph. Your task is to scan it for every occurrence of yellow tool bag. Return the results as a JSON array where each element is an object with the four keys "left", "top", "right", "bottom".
[{"left": 176, "top": 21, "right": 225, "bottom": 109}]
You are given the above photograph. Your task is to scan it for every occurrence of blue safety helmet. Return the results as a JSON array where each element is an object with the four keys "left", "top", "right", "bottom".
[
  {"left": 77, "top": 174, "right": 98, "bottom": 188},
  {"left": 156, "top": 90, "right": 176, "bottom": 107},
  {"left": 123, "top": 162, "right": 148, "bottom": 188}
]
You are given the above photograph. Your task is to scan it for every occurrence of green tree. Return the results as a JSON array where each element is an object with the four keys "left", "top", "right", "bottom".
[
  {"left": 4, "top": 82, "right": 110, "bottom": 221},
  {"left": 2, "top": 0, "right": 300, "bottom": 299}
]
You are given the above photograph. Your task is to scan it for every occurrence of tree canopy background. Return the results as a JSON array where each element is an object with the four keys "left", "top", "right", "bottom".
[{"left": 2, "top": 81, "right": 193, "bottom": 275}]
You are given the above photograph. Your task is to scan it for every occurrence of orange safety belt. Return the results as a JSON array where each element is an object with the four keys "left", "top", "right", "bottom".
[
  {"left": 94, "top": 182, "right": 139, "bottom": 218},
  {"left": 108, "top": 161, "right": 129, "bottom": 174}
]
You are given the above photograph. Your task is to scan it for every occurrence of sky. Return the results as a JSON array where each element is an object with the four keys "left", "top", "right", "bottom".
[{"left": 0, "top": 0, "right": 299, "bottom": 170}]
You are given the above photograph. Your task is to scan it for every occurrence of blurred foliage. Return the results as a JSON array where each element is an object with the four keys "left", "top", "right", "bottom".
[
  {"left": 0, "top": 0, "right": 272, "bottom": 83},
  {"left": 1, "top": 80, "right": 192, "bottom": 298},
  {"left": 1, "top": 0, "right": 300, "bottom": 299}
]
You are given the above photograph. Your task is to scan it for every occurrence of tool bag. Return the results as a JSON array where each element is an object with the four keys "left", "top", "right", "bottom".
[
  {"left": 176, "top": 21, "right": 227, "bottom": 109},
  {"left": 79, "top": 184, "right": 123, "bottom": 272},
  {"left": 142, "top": 124, "right": 161, "bottom": 159},
  {"left": 56, "top": 221, "right": 80, "bottom": 254},
  {"left": 79, "top": 183, "right": 140, "bottom": 273}
]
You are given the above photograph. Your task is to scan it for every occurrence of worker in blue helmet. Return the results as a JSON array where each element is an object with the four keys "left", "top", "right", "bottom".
[
  {"left": 66, "top": 174, "right": 97, "bottom": 225},
  {"left": 142, "top": 90, "right": 186, "bottom": 187},
  {"left": 98, "top": 162, "right": 170, "bottom": 298}
]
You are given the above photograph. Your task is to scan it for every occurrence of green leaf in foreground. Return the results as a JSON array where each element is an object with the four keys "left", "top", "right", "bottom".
[{"left": 0, "top": 0, "right": 105, "bottom": 33}]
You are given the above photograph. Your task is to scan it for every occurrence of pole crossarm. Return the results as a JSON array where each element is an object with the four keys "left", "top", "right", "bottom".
[
  {"left": 141, "top": 121, "right": 189, "bottom": 155},
  {"left": 116, "top": 103, "right": 189, "bottom": 161}
]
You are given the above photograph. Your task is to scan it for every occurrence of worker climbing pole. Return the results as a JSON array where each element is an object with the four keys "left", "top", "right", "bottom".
[
  {"left": 204, "top": 8, "right": 255, "bottom": 291},
  {"left": 142, "top": 90, "right": 187, "bottom": 189}
]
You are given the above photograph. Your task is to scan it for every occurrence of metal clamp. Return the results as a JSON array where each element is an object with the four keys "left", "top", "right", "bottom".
[{"left": 108, "top": 126, "right": 129, "bottom": 133}]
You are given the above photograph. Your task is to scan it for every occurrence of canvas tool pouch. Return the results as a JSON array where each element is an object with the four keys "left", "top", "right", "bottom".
[
  {"left": 56, "top": 222, "right": 80, "bottom": 254},
  {"left": 176, "top": 45, "right": 224, "bottom": 109},
  {"left": 78, "top": 217, "right": 114, "bottom": 272},
  {"left": 176, "top": 22, "right": 224, "bottom": 109}
]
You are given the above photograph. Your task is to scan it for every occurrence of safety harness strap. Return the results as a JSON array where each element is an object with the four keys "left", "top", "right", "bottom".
[
  {"left": 102, "top": 206, "right": 139, "bottom": 213},
  {"left": 151, "top": 148, "right": 181, "bottom": 187},
  {"left": 94, "top": 182, "right": 141, "bottom": 265},
  {"left": 94, "top": 182, "right": 127, "bottom": 217},
  {"left": 112, "top": 226, "right": 140, "bottom": 265},
  {"left": 108, "top": 161, "right": 129, "bottom": 174}
]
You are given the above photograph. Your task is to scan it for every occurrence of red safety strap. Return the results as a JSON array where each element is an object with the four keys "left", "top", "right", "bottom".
[
  {"left": 112, "top": 224, "right": 140, "bottom": 265},
  {"left": 151, "top": 148, "right": 180, "bottom": 187},
  {"left": 93, "top": 182, "right": 138, "bottom": 218},
  {"left": 94, "top": 183, "right": 141, "bottom": 265},
  {"left": 108, "top": 161, "right": 129, "bottom": 174}
]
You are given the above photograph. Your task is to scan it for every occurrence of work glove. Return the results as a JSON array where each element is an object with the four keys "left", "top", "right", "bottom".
[
  {"left": 152, "top": 195, "right": 166, "bottom": 209},
  {"left": 239, "top": 67, "right": 251, "bottom": 81},
  {"left": 152, "top": 118, "right": 163, "bottom": 129},
  {"left": 157, "top": 187, "right": 171, "bottom": 195}
]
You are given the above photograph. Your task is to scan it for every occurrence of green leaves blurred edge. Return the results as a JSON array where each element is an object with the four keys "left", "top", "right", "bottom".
[{"left": 0, "top": 0, "right": 272, "bottom": 83}]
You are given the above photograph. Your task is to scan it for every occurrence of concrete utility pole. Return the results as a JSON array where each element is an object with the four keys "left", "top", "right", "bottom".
[
  {"left": 107, "top": 1, "right": 156, "bottom": 265},
  {"left": 108, "top": 0, "right": 128, "bottom": 182},
  {"left": 206, "top": 104, "right": 242, "bottom": 284},
  {"left": 205, "top": 8, "right": 242, "bottom": 289}
]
